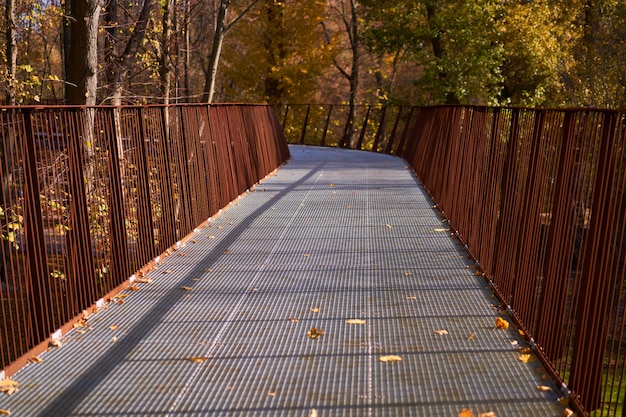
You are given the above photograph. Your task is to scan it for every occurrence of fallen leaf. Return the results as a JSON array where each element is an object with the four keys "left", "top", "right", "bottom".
[
  {"left": 406, "top": 296, "right": 417, "bottom": 301},
  {"left": 378, "top": 355, "right": 402, "bottom": 362},
  {"left": 75, "top": 329, "right": 87, "bottom": 334},
  {"left": 478, "top": 412, "right": 497, "bottom": 417},
  {"left": 303, "top": 254, "right": 310, "bottom": 257},
  {"left": 458, "top": 410, "right": 473, "bottom": 417},
  {"left": 163, "top": 270, "right": 173, "bottom": 275},
  {"left": 208, "top": 235, "right": 215, "bottom": 239},
  {"left": 558, "top": 397, "right": 570, "bottom": 406},
  {"left": 129, "top": 285, "right": 139, "bottom": 291},
  {"left": 111, "top": 336, "right": 118, "bottom": 342},
  {"left": 0, "top": 380, "right": 18, "bottom": 391},
  {"left": 541, "top": 374, "right": 548, "bottom": 381},
  {"left": 307, "top": 327, "right": 324, "bottom": 339},
  {"left": 310, "top": 307, "right": 319, "bottom": 313},
  {"left": 404, "top": 271, "right": 413, "bottom": 277},
  {"left": 190, "top": 239, "right": 197, "bottom": 244},
  {"left": 188, "top": 357, "right": 209, "bottom": 363},
  {"left": 28, "top": 356, "right": 43, "bottom": 363},
  {"left": 267, "top": 391, "right": 276, "bottom": 397},
  {"left": 135, "top": 277, "right": 152, "bottom": 284},
  {"left": 289, "top": 317, "right": 299, "bottom": 323},
  {"left": 562, "top": 408, "right": 574, "bottom": 417},
  {"left": 474, "top": 271, "right": 484, "bottom": 276},
  {"left": 537, "top": 385, "right": 551, "bottom": 392},
  {"left": 204, "top": 268, "right": 212, "bottom": 272},
  {"left": 495, "top": 317, "right": 509, "bottom": 330},
  {"left": 224, "top": 249, "right": 232, "bottom": 253},
  {"left": 519, "top": 353, "right": 536, "bottom": 363},
  {"left": 346, "top": 319, "right": 366, "bottom": 325},
  {"left": 114, "top": 293, "right": 129, "bottom": 299},
  {"left": 510, "top": 340, "right": 518, "bottom": 346},
  {"left": 310, "top": 409, "right": 318, "bottom": 417},
  {"left": 329, "top": 183, "right": 335, "bottom": 187},
  {"left": 386, "top": 224, "right": 393, "bottom": 229},
  {"left": 73, "top": 318, "right": 87, "bottom": 328},
  {"left": 49, "top": 339, "right": 62, "bottom": 348},
  {"left": 179, "top": 253, "right": 186, "bottom": 257},
  {"left": 0, "top": 409, "right": 10, "bottom": 415},
  {"left": 434, "top": 329, "right": 449, "bottom": 335},
  {"left": 467, "top": 332, "right": 476, "bottom": 341},
  {"left": 181, "top": 286, "right": 193, "bottom": 291},
  {"left": 109, "top": 325, "right": 119, "bottom": 331},
  {"left": 116, "top": 300, "right": 125, "bottom": 305}
]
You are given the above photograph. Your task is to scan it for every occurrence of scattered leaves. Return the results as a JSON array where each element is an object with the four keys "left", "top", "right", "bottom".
[
  {"left": 495, "top": 317, "right": 509, "bottom": 330},
  {"left": 378, "top": 355, "right": 403, "bottom": 362},
  {"left": 188, "top": 357, "right": 209, "bottom": 363},
  {"left": 109, "top": 325, "right": 119, "bottom": 331},
  {"left": 28, "top": 356, "right": 43, "bottom": 364},
  {"left": 346, "top": 319, "right": 366, "bottom": 325},
  {"left": 310, "top": 307, "right": 319, "bottom": 313},
  {"left": 434, "top": 329, "right": 449, "bottom": 336},
  {"left": 467, "top": 332, "right": 476, "bottom": 341},
  {"left": 181, "top": 286, "right": 193, "bottom": 291},
  {"left": 536, "top": 385, "right": 551, "bottom": 392},
  {"left": 289, "top": 317, "right": 299, "bottom": 323},
  {"left": 307, "top": 327, "right": 324, "bottom": 339}
]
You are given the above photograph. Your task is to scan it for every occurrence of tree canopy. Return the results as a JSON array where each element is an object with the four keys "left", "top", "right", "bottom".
[{"left": 1, "top": 0, "right": 625, "bottom": 108}]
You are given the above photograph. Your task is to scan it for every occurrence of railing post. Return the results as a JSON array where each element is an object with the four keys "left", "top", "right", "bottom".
[
  {"left": 135, "top": 108, "right": 157, "bottom": 265},
  {"left": 299, "top": 104, "right": 310, "bottom": 145},
  {"left": 281, "top": 104, "right": 289, "bottom": 131},
  {"left": 106, "top": 108, "right": 130, "bottom": 287},
  {"left": 320, "top": 105, "right": 333, "bottom": 147},
  {"left": 355, "top": 105, "right": 371, "bottom": 150},
  {"left": 396, "top": 107, "right": 415, "bottom": 156},
  {"left": 385, "top": 106, "right": 402, "bottom": 154},
  {"left": 21, "top": 109, "right": 53, "bottom": 343},
  {"left": 371, "top": 105, "right": 387, "bottom": 152}
]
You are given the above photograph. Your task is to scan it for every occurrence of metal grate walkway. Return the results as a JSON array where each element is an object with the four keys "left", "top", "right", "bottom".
[{"left": 1, "top": 146, "right": 564, "bottom": 416}]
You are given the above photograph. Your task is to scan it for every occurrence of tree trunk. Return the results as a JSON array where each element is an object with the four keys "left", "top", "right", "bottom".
[
  {"left": 425, "top": 2, "right": 459, "bottom": 105},
  {"left": 202, "top": 0, "right": 229, "bottom": 103},
  {"left": 5, "top": 0, "right": 17, "bottom": 105},
  {"left": 263, "top": 0, "right": 286, "bottom": 104},
  {"left": 160, "top": 0, "right": 173, "bottom": 105},
  {"left": 65, "top": 0, "right": 102, "bottom": 105}
]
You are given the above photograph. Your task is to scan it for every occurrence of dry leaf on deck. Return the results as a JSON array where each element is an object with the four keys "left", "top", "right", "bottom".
[
  {"left": 28, "top": 356, "right": 43, "bottom": 364},
  {"left": 208, "top": 235, "right": 215, "bottom": 239},
  {"left": 310, "top": 307, "right": 319, "bottom": 313},
  {"left": 329, "top": 183, "right": 335, "bottom": 187},
  {"left": 181, "top": 286, "right": 193, "bottom": 291},
  {"left": 188, "top": 357, "right": 208, "bottom": 363},
  {"left": 129, "top": 285, "right": 139, "bottom": 291},
  {"left": 109, "top": 325, "right": 119, "bottom": 331},
  {"left": 346, "top": 319, "right": 366, "bottom": 325},
  {"left": 536, "top": 385, "right": 551, "bottom": 392},
  {"left": 310, "top": 409, "right": 318, "bottom": 417},
  {"left": 289, "top": 317, "right": 299, "bottom": 323},
  {"left": 135, "top": 277, "right": 152, "bottom": 284},
  {"left": 307, "top": 327, "right": 324, "bottom": 339},
  {"left": 519, "top": 353, "right": 536, "bottom": 363},
  {"left": 404, "top": 271, "right": 413, "bottom": 277},
  {"left": 0, "top": 379, "right": 18, "bottom": 396},
  {"left": 458, "top": 409, "right": 473, "bottom": 417},
  {"left": 49, "top": 339, "right": 62, "bottom": 348},
  {"left": 495, "top": 317, "right": 509, "bottom": 330},
  {"left": 406, "top": 296, "right": 417, "bottom": 301},
  {"left": 163, "top": 270, "right": 173, "bottom": 275},
  {"left": 467, "top": 332, "right": 476, "bottom": 341},
  {"left": 0, "top": 409, "right": 10, "bottom": 415},
  {"left": 562, "top": 408, "right": 574, "bottom": 417},
  {"left": 478, "top": 412, "right": 498, "bottom": 417},
  {"left": 378, "top": 355, "right": 402, "bottom": 362},
  {"left": 434, "top": 329, "right": 449, "bottom": 336},
  {"left": 385, "top": 224, "right": 393, "bottom": 229}
]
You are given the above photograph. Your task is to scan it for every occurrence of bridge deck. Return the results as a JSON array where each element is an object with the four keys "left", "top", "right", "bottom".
[{"left": 1, "top": 146, "right": 563, "bottom": 416}]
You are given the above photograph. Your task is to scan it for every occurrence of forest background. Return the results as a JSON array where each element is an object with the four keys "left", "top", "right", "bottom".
[{"left": 1, "top": 0, "right": 625, "bottom": 109}]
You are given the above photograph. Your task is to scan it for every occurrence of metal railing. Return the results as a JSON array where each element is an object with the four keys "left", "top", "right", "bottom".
[
  {"left": 281, "top": 103, "right": 626, "bottom": 417},
  {"left": 0, "top": 103, "right": 290, "bottom": 375}
]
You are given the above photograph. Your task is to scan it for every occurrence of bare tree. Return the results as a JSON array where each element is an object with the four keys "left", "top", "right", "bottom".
[{"left": 202, "top": 0, "right": 259, "bottom": 103}]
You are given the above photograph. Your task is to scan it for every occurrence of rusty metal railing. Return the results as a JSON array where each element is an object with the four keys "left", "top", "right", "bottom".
[
  {"left": 281, "top": 102, "right": 626, "bottom": 416},
  {"left": 0, "top": 104, "right": 289, "bottom": 375}
]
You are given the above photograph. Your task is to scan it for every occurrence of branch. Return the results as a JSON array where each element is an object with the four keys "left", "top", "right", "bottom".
[
  {"left": 320, "top": 21, "right": 350, "bottom": 81},
  {"left": 224, "top": 0, "right": 260, "bottom": 32}
]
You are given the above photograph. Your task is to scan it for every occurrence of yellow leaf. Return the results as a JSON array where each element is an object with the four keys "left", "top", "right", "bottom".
[
  {"left": 109, "top": 325, "right": 118, "bottom": 331},
  {"left": 188, "top": 357, "right": 208, "bottom": 363},
  {"left": 49, "top": 339, "right": 62, "bottom": 348},
  {"left": 404, "top": 271, "right": 413, "bottom": 276},
  {"left": 458, "top": 408, "right": 474, "bottom": 417},
  {"left": 28, "top": 356, "right": 43, "bottom": 363},
  {"left": 310, "top": 409, "right": 318, "bottom": 417},
  {"left": 478, "top": 412, "right": 497, "bottom": 417},
  {"left": 135, "top": 277, "right": 152, "bottom": 284},
  {"left": 129, "top": 285, "right": 139, "bottom": 291},
  {"left": 434, "top": 329, "right": 449, "bottom": 335},
  {"left": 378, "top": 355, "right": 402, "bottom": 362},
  {"left": 181, "top": 286, "right": 193, "bottom": 291},
  {"left": 495, "top": 317, "right": 509, "bottom": 329},
  {"left": 346, "top": 319, "right": 366, "bottom": 325},
  {"left": 519, "top": 353, "right": 536, "bottom": 363},
  {"left": 536, "top": 385, "right": 551, "bottom": 392},
  {"left": 329, "top": 183, "right": 335, "bottom": 187},
  {"left": 0, "top": 380, "right": 18, "bottom": 390},
  {"left": 0, "top": 409, "right": 10, "bottom": 415},
  {"left": 310, "top": 307, "right": 319, "bottom": 313},
  {"left": 114, "top": 293, "right": 129, "bottom": 299},
  {"left": 558, "top": 397, "right": 570, "bottom": 406},
  {"left": 562, "top": 408, "right": 574, "bottom": 417},
  {"left": 467, "top": 332, "right": 476, "bottom": 341},
  {"left": 289, "top": 317, "right": 298, "bottom": 323},
  {"left": 406, "top": 296, "right": 417, "bottom": 300},
  {"left": 307, "top": 327, "right": 324, "bottom": 339}
]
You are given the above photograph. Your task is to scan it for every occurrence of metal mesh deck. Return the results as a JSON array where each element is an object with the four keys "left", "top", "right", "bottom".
[{"left": 0, "top": 145, "right": 564, "bottom": 416}]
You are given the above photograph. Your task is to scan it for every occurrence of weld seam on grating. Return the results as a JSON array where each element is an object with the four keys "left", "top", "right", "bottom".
[{"left": 164, "top": 159, "right": 331, "bottom": 416}]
